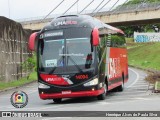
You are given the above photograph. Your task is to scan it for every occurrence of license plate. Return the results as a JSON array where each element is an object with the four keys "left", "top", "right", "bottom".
[{"left": 62, "top": 91, "right": 71, "bottom": 94}]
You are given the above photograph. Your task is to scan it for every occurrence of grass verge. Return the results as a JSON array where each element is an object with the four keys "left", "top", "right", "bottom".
[
  {"left": 0, "top": 72, "right": 37, "bottom": 90},
  {"left": 128, "top": 42, "right": 160, "bottom": 70},
  {"left": 128, "top": 40, "right": 160, "bottom": 92}
]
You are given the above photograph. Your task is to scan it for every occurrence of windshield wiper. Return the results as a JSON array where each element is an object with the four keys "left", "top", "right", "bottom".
[
  {"left": 66, "top": 47, "right": 84, "bottom": 73},
  {"left": 48, "top": 56, "right": 64, "bottom": 74},
  {"left": 49, "top": 46, "right": 65, "bottom": 74},
  {"left": 67, "top": 56, "right": 84, "bottom": 73}
]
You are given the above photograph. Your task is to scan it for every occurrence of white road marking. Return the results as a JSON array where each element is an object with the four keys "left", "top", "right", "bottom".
[
  {"left": 2, "top": 96, "right": 155, "bottom": 111},
  {"left": 0, "top": 106, "right": 12, "bottom": 108},
  {"left": 131, "top": 84, "right": 148, "bottom": 87},
  {"left": 127, "top": 68, "right": 140, "bottom": 88},
  {"left": 26, "top": 90, "right": 38, "bottom": 94},
  {"left": 0, "top": 90, "right": 37, "bottom": 99},
  {"left": 132, "top": 84, "right": 143, "bottom": 86},
  {"left": 102, "top": 97, "right": 153, "bottom": 105},
  {"left": 117, "top": 90, "right": 145, "bottom": 93},
  {"left": 41, "top": 117, "right": 72, "bottom": 120},
  {"left": 97, "top": 102, "right": 111, "bottom": 105},
  {"left": 25, "top": 85, "right": 37, "bottom": 88},
  {"left": 6, "top": 104, "right": 67, "bottom": 111},
  {"left": 134, "top": 97, "right": 150, "bottom": 100},
  {"left": 0, "top": 96, "right": 10, "bottom": 98}
]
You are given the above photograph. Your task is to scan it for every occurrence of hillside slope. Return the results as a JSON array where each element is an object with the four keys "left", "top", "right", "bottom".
[{"left": 128, "top": 42, "right": 160, "bottom": 70}]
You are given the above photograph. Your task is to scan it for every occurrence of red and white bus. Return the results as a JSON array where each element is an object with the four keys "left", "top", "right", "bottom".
[{"left": 28, "top": 15, "right": 128, "bottom": 103}]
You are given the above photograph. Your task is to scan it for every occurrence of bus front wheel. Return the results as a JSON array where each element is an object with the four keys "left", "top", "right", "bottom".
[
  {"left": 97, "top": 83, "right": 107, "bottom": 100},
  {"left": 53, "top": 98, "right": 62, "bottom": 103}
]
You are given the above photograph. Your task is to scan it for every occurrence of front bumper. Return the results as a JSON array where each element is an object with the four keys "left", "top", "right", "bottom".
[{"left": 39, "top": 88, "right": 104, "bottom": 100}]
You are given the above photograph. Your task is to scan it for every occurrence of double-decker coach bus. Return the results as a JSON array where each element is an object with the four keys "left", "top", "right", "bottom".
[{"left": 28, "top": 15, "right": 128, "bottom": 103}]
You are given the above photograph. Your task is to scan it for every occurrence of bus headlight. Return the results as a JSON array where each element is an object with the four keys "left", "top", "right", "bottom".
[
  {"left": 84, "top": 78, "right": 98, "bottom": 87},
  {"left": 38, "top": 82, "right": 50, "bottom": 89}
]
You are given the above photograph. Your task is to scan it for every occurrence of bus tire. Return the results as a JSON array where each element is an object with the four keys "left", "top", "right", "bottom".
[
  {"left": 117, "top": 74, "right": 124, "bottom": 92},
  {"left": 53, "top": 98, "right": 62, "bottom": 103},
  {"left": 97, "top": 83, "right": 107, "bottom": 100},
  {"left": 117, "top": 81, "right": 124, "bottom": 92}
]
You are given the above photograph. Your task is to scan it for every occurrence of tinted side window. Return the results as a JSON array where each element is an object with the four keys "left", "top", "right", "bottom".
[{"left": 98, "top": 28, "right": 126, "bottom": 48}]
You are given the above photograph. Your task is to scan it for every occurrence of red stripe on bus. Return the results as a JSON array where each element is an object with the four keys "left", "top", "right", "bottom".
[
  {"left": 108, "top": 81, "right": 123, "bottom": 91},
  {"left": 39, "top": 88, "right": 104, "bottom": 99},
  {"left": 40, "top": 74, "right": 69, "bottom": 86}
]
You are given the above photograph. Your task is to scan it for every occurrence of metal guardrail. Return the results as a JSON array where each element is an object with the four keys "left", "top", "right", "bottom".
[
  {"left": 18, "top": 2, "right": 160, "bottom": 24},
  {"left": 18, "top": 9, "right": 104, "bottom": 24},
  {"left": 96, "top": 2, "right": 160, "bottom": 16}
]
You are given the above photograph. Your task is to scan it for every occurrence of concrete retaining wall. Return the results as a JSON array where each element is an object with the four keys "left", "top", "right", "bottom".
[{"left": 0, "top": 16, "right": 32, "bottom": 82}]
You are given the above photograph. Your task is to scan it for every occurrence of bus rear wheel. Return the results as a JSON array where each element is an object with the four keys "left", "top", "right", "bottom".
[
  {"left": 117, "top": 75, "right": 124, "bottom": 92},
  {"left": 97, "top": 83, "right": 107, "bottom": 100},
  {"left": 53, "top": 98, "right": 62, "bottom": 103},
  {"left": 117, "top": 81, "right": 124, "bottom": 92}
]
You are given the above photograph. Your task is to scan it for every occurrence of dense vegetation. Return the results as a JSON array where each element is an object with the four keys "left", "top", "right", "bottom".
[
  {"left": 127, "top": 40, "right": 160, "bottom": 87},
  {"left": 116, "top": 0, "right": 160, "bottom": 37},
  {"left": 120, "top": 24, "right": 160, "bottom": 37},
  {"left": 124, "top": 0, "right": 160, "bottom": 5}
]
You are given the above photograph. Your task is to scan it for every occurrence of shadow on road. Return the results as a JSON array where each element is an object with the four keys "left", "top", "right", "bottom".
[{"left": 46, "top": 90, "right": 121, "bottom": 105}]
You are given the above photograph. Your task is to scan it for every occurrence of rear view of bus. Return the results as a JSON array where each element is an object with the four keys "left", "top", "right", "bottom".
[{"left": 28, "top": 15, "right": 128, "bottom": 103}]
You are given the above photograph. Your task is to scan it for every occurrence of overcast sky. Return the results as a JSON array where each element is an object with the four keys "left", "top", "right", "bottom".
[{"left": 0, "top": 0, "right": 127, "bottom": 21}]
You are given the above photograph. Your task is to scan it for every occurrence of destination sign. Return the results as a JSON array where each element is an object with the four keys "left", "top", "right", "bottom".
[{"left": 40, "top": 30, "right": 63, "bottom": 38}]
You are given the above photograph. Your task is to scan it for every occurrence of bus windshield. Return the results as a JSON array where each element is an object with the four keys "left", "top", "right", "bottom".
[
  {"left": 66, "top": 38, "right": 92, "bottom": 66},
  {"left": 38, "top": 28, "right": 94, "bottom": 74}
]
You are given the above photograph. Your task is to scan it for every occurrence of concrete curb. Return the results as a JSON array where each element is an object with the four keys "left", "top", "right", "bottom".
[
  {"left": 129, "top": 65, "right": 159, "bottom": 73},
  {"left": 0, "top": 80, "right": 37, "bottom": 93},
  {"left": 129, "top": 65, "right": 160, "bottom": 93},
  {"left": 154, "top": 81, "right": 160, "bottom": 93},
  {"left": 154, "top": 90, "right": 160, "bottom": 93}
]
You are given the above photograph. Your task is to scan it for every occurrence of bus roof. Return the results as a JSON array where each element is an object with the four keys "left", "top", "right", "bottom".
[{"left": 41, "top": 14, "right": 124, "bottom": 35}]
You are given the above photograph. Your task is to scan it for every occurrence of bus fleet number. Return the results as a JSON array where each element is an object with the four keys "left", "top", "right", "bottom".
[{"left": 76, "top": 75, "right": 88, "bottom": 80}]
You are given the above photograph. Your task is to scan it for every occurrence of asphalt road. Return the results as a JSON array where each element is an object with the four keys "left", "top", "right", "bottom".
[{"left": 0, "top": 67, "right": 160, "bottom": 116}]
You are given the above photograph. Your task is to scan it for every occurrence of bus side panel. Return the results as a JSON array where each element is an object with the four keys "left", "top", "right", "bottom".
[
  {"left": 106, "top": 47, "right": 128, "bottom": 91},
  {"left": 117, "top": 48, "right": 128, "bottom": 83}
]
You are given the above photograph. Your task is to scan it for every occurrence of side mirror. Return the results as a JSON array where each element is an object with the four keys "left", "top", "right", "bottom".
[
  {"left": 28, "top": 32, "right": 37, "bottom": 51},
  {"left": 92, "top": 28, "right": 99, "bottom": 46}
]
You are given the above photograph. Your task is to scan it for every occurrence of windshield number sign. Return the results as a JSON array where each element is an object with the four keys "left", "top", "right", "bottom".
[
  {"left": 45, "top": 59, "right": 57, "bottom": 67},
  {"left": 76, "top": 74, "right": 88, "bottom": 80}
]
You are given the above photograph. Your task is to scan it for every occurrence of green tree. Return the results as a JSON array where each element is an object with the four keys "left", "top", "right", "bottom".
[
  {"left": 22, "top": 54, "right": 36, "bottom": 79},
  {"left": 124, "top": 0, "right": 160, "bottom": 5}
]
